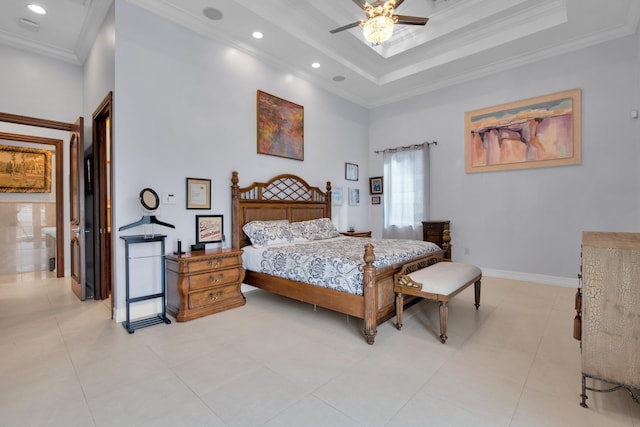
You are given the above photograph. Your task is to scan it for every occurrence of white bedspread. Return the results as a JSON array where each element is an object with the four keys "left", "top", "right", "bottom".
[{"left": 242, "top": 236, "right": 441, "bottom": 295}]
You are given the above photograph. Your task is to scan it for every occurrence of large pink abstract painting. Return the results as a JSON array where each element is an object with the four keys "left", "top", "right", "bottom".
[{"left": 465, "top": 89, "right": 581, "bottom": 173}]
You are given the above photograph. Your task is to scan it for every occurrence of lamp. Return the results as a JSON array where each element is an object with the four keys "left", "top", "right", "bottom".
[{"left": 361, "top": 2, "right": 398, "bottom": 45}]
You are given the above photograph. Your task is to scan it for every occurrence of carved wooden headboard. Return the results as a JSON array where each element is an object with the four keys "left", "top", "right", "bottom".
[{"left": 231, "top": 171, "right": 332, "bottom": 249}]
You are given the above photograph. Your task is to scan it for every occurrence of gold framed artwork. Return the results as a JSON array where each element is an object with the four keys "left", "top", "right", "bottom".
[
  {"left": 196, "top": 215, "right": 223, "bottom": 244},
  {"left": 186, "top": 177, "right": 211, "bottom": 210},
  {"left": 0, "top": 144, "right": 52, "bottom": 193},
  {"left": 257, "top": 90, "right": 304, "bottom": 161},
  {"left": 465, "top": 88, "right": 581, "bottom": 173}
]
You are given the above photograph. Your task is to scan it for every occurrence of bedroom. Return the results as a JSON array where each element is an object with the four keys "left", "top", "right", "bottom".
[{"left": 0, "top": 0, "right": 639, "bottom": 424}]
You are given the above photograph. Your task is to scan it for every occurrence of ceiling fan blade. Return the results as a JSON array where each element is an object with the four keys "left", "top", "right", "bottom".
[
  {"left": 394, "top": 15, "right": 429, "bottom": 26},
  {"left": 352, "top": 0, "right": 368, "bottom": 10},
  {"left": 329, "top": 21, "right": 364, "bottom": 34},
  {"left": 392, "top": 0, "right": 405, "bottom": 9}
]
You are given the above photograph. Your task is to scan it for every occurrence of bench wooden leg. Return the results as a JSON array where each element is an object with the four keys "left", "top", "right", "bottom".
[
  {"left": 474, "top": 279, "right": 481, "bottom": 310},
  {"left": 439, "top": 301, "right": 448, "bottom": 343},
  {"left": 395, "top": 292, "right": 404, "bottom": 330}
]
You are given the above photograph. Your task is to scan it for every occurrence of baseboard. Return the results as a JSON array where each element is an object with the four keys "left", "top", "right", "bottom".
[{"left": 481, "top": 268, "right": 578, "bottom": 288}]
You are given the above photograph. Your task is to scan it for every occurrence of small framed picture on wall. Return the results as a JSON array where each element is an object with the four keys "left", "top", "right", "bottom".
[
  {"left": 349, "top": 188, "right": 360, "bottom": 206},
  {"left": 369, "top": 177, "right": 383, "bottom": 194},
  {"left": 371, "top": 195, "right": 381, "bottom": 205},
  {"left": 345, "top": 163, "right": 359, "bottom": 181},
  {"left": 332, "top": 187, "right": 344, "bottom": 205},
  {"left": 186, "top": 177, "right": 211, "bottom": 210}
]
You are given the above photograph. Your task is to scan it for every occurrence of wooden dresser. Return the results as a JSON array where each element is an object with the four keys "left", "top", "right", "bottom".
[
  {"left": 578, "top": 232, "right": 640, "bottom": 407},
  {"left": 165, "top": 248, "right": 245, "bottom": 322},
  {"left": 422, "top": 220, "right": 451, "bottom": 259}
]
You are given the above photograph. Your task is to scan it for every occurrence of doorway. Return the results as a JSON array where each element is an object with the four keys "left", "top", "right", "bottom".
[{"left": 0, "top": 113, "right": 72, "bottom": 280}]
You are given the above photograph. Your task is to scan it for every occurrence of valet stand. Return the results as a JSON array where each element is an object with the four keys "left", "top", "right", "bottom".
[{"left": 118, "top": 188, "right": 175, "bottom": 333}]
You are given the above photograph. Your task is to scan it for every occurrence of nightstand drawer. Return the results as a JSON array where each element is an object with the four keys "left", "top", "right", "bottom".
[
  {"left": 189, "top": 284, "right": 239, "bottom": 309},
  {"left": 183, "top": 255, "right": 242, "bottom": 274},
  {"left": 188, "top": 268, "right": 243, "bottom": 291}
]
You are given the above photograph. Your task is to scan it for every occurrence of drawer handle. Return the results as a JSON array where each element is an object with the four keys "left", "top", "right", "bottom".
[
  {"left": 209, "top": 273, "right": 224, "bottom": 284},
  {"left": 207, "top": 259, "right": 222, "bottom": 268},
  {"left": 207, "top": 291, "right": 223, "bottom": 300}
]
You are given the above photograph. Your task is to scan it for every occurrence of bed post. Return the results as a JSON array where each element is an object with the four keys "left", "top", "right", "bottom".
[
  {"left": 326, "top": 181, "right": 332, "bottom": 218},
  {"left": 231, "top": 171, "right": 240, "bottom": 249},
  {"left": 362, "top": 243, "right": 377, "bottom": 345}
]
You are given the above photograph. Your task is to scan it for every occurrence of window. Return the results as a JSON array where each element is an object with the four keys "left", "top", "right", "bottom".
[{"left": 383, "top": 146, "right": 428, "bottom": 240}]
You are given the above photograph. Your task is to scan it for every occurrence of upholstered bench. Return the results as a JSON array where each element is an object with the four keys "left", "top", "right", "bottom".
[{"left": 394, "top": 260, "right": 482, "bottom": 343}]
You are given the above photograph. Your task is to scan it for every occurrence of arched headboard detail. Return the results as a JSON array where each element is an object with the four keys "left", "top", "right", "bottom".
[{"left": 231, "top": 171, "right": 332, "bottom": 249}]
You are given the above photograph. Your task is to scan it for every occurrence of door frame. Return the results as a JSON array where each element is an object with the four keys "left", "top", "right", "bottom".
[
  {"left": 91, "top": 92, "right": 114, "bottom": 303},
  {"left": 0, "top": 112, "right": 75, "bottom": 278}
]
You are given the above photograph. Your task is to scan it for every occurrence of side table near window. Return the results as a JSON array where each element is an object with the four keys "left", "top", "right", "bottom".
[{"left": 422, "top": 220, "right": 451, "bottom": 260}]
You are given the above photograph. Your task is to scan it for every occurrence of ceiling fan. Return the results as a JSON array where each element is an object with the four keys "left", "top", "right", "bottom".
[{"left": 329, "top": 0, "right": 429, "bottom": 45}]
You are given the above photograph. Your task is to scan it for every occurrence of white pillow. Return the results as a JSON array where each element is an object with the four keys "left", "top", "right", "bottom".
[
  {"left": 242, "top": 220, "right": 293, "bottom": 247},
  {"left": 293, "top": 218, "right": 340, "bottom": 240}
]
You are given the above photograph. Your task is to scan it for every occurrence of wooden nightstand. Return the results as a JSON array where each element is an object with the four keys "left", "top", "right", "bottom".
[
  {"left": 340, "top": 231, "right": 372, "bottom": 238},
  {"left": 165, "top": 248, "right": 245, "bottom": 322},
  {"left": 422, "top": 220, "right": 451, "bottom": 259}
]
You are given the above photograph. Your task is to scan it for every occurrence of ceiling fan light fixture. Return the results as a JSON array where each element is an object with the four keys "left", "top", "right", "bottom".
[{"left": 362, "top": 15, "right": 395, "bottom": 45}]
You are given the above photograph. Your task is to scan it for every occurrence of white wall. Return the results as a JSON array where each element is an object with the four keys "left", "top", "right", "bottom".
[
  {"left": 112, "top": 1, "right": 370, "bottom": 320},
  {"left": 369, "top": 34, "right": 640, "bottom": 281},
  {"left": 84, "top": 2, "right": 115, "bottom": 148}
]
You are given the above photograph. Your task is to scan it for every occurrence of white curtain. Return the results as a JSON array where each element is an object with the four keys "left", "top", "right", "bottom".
[{"left": 382, "top": 145, "right": 429, "bottom": 240}]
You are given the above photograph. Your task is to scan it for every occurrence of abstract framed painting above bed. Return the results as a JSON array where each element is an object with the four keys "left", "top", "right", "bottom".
[{"left": 231, "top": 171, "right": 451, "bottom": 344}]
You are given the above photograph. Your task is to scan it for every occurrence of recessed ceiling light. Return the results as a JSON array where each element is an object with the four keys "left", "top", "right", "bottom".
[
  {"left": 27, "top": 4, "right": 46, "bottom": 15},
  {"left": 252, "top": 31, "right": 263, "bottom": 39},
  {"left": 311, "top": 62, "right": 320, "bottom": 69}
]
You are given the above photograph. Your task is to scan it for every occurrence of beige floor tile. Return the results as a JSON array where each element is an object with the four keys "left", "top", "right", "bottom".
[
  {"left": 386, "top": 389, "right": 505, "bottom": 427},
  {"left": 263, "top": 395, "right": 364, "bottom": 427},
  {"left": 423, "top": 366, "right": 525, "bottom": 426},
  {"left": 1, "top": 274, "right": 638, "bottom": 426},
  {"left": 511, "top": 386, "right": 636, "bottom": 427},
  {"left": 199, "top": 366, "right": 307, "bottom": 427}
]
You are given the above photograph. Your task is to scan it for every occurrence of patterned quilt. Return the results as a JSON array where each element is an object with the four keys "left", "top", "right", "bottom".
[{"left": 242, "top": 236, "right": 441, "bottom": 295}]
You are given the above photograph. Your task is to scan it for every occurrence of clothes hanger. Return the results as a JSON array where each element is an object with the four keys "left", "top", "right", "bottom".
[{"left": 118, "top": 188, "right": 175, "bottom": 231}]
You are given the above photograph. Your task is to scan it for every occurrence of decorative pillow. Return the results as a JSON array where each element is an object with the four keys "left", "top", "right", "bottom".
[
  {"left": 294, "top": 218, "right": 340, "bottom": 240},
  {"left": 242, "top": 220, "right": 293, "bottom": 247},
  {"left": 289, "top": 221, "right": 309, "bottom": 243}
]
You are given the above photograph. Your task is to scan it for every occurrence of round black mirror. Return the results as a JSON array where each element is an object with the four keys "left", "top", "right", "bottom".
[{"left": 139, "top": 188, "right": 159, "bottom": 211}]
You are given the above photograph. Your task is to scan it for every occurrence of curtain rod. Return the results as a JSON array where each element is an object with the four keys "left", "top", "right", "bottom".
[{"left": 374, "top": 140, "right": 437, "bottom": 154}]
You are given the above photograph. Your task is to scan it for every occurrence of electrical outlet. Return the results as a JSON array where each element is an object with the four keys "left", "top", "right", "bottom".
[{"left": 464, "top": 247, "right": 470, "bottom": 255}]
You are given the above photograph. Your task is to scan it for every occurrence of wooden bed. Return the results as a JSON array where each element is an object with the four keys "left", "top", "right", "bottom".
[{"left": 231, "top": 171, "right": 450, "bottom": 344}]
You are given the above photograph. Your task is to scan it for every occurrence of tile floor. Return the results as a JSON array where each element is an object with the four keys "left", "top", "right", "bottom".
[{"left": 0, "top": 274, "right": 638, "bottom": 426}]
